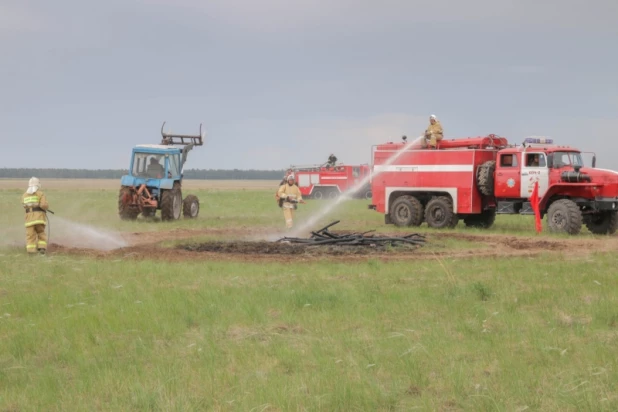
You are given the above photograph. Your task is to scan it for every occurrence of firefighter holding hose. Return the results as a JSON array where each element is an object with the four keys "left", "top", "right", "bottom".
[
  {"left": 276, "top": 174, "right": 305, "bottom": 229},
  {"left": 21, "top": 177, "right": 50, "bottom": 255},
  {"left": 423, "top": 114, "right": 443, "bottom": 149}
]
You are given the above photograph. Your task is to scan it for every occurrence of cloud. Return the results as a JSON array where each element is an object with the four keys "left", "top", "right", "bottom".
[
  {"left": 0, "top": 3, "right": 46, "bottom": 33},
  {"left": 508, "top": 65, "right": 546, "bottom": 74},
  {"left": 137, "top": 0, "right": 618, "bottom": 33}
]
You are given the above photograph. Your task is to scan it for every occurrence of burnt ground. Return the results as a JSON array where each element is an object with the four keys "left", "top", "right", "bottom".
[{"left": 44, "top": 226, "right": 614, "bottom": 264}]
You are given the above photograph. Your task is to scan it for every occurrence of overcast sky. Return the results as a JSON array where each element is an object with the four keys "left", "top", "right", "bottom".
[{"left": 1, "top": 0, "right": 617, "bottom": 171}]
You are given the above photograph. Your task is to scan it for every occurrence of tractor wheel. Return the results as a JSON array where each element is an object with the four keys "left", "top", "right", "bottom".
[
  {"left": 585, "top": 211, "right": 618, "bottom": 235},
  {"left": 476, "top": 160, "right": 496, "bottom": 197},
  {"left": 313, "top": 189, "right": 324, "bottom": 200},
  {"left": 161, "top": 182, "right": 182, "bottom": 221},
  {"left": 547, "top": 199, "right": 582, "bottom": 235},
  {"left": 118, "top": 186, "right": 139, "bottom": 221},
  {"left": 463, "top": 208, "right": 496, "bottom": 229},
  {"left": 390, "top": 195, "right": 424, "bottom": 227},
  {"left": 425, "top": 196, "right": 458, "bottom": 229},
  {"left": 183, "top": 195, "right": 200, "bottom": 219}
]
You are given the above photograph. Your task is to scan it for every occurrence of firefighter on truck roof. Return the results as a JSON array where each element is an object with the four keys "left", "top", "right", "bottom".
[
  {"left": 22, "top": 177, "right": 50, "bottom": 256},
  {"left": 423, "top": 114, "right": 443, "bottom": 149},
  {"left": 276, "top": 174, "right": 305, "bottom": 229},
  {"left": 327, "top": 154, "right": 337, "bottom": 167}
]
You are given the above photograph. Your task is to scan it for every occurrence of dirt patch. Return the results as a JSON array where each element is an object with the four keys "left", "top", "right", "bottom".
[
  {"left": 180, "top": 240, "right": 422, "bottom": 256},
  {"left": 500, "top": 237, "right": 568, "bottom": 251},
  {"left": 121, "top": 227, "right": 274, "bottom": 246},
  {"left": 46, "top": 227, "right": 618, "bottom": 264}
]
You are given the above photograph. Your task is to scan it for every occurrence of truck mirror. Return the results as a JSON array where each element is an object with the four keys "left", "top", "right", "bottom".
[{"left": 592, "top": 155, "right": 596, "bottom": 168}]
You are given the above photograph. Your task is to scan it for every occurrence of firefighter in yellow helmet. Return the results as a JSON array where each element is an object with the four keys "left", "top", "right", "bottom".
[
  {"left": 21, "top": 177, "right": 50, "bottom": 255},
  {"left": 276, "top": 174, "right": 305, "bottom": 229},
  {"left": 423, "top": 114, "right": 444, "bottom": 148}
]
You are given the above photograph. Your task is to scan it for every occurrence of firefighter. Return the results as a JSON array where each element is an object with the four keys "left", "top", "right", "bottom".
[
  {"left": 22, "top": 177, "right": 49, "bottom": 255},
  {"left": 527, "top": 153, "right": 544, "bottom": 167},
  {"left": 327, "top": 154, "right": 337, "bottom": 167},
  {"left": 147, "top": 157, "right": 165, "bottom": 178},
  {"left": 276, "top": 174, "right": 305, "bottom": 229},
  {"left": 423, "top": 114, "right": 443, "bottom": 148}
]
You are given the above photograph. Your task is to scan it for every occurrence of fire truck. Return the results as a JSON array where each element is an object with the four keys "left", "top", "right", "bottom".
[
  {"left": 288, "top": 163, "right": 372, "bottom": 199},
  {"left": 368, "top": 135, "right": 618, "bottom": 235}
]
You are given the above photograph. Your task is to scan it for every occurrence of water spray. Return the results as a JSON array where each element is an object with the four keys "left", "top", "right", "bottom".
[
  {"left": 288, "top": 134, "right": 424, "bottom": 237},
  {"left": 49, "top": 217, "right": 128, "bottom": 250}
]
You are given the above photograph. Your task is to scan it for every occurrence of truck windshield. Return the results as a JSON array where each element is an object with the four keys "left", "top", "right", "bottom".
[
  {"left": 553, "top": 151, "right": 584, "bottom": 168},
  {"left": 132, "top": 152, "right": 166, "bottom": 178}
]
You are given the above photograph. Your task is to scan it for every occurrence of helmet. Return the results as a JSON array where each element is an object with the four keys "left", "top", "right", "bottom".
[
  {"left": 28, "top": 177, "right": 40, "bottom": 188},
  {"left": 287, "top": 174, "right": 295, "bottom": 180},
  {"left": 430, "top": 114, "right": 437, "bottom": 120},
  {"left": 27, "top": 177, "right": 40, "bottom": 194}
]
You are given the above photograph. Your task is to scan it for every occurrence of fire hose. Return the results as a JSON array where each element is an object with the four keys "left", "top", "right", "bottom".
[
  {"left": 278, "top": 196, "right": 301, "bottom": 209},
  {"left": 45, "top": 209, "right": 55, "bottom": 249}
]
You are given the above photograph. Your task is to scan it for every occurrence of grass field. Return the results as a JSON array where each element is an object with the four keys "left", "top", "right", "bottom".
[{"left": 1, "top": 180, "right": 618, "bottom": 411}]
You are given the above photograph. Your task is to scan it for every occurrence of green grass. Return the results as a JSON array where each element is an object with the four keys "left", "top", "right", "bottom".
[
  {"left": 0, "top": 185, "right": 604, "bottom": 236},
  {"left": 1, "top": 186, "right": 618, "bottom": 410}
]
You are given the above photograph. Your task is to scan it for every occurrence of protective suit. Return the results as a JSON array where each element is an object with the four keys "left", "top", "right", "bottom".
[
  {"left": 423, "top": 115, "right": 443, "bottom": 148},
  {"left": 276, "top": 176, "right": 305, "bottom": 228},
  {"left": 21, "top": 177, "right": 49, "bottom": 255}
]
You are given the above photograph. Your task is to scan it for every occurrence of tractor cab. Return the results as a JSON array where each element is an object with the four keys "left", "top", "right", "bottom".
[{"left": 127, "top": 145, "right": 182, "bottom": 182}]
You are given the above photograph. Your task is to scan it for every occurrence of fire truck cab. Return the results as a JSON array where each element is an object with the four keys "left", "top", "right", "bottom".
[
  {"left": 369, "top": 136, "right": 618, "bottom": 235},
  {"left": 289, "top": 163, "right": 372, "bottom": 200}
]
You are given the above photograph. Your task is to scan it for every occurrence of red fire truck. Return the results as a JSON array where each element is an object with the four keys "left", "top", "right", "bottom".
[
  {"left": 289, "top": 163, "right": 372, "bottom": 199},
  {"left": 368, "top": 135, "right": 618, "bottom": 235}
]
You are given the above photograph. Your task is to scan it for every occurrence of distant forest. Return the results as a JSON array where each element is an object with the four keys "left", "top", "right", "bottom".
[{"left": 0, "top": 168, "right": 285, "bottom": 180}]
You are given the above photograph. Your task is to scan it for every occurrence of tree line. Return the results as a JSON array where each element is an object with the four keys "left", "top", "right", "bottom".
[{"left": 0, "top": 168, "right": 285, "bottom": 180}]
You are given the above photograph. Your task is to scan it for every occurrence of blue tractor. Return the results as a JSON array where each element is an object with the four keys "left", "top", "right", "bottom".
[{"left": 118, "top": 122, "right": 203, "bottom": 221}]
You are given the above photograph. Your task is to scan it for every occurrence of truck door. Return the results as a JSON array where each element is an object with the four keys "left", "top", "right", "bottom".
[
  {"left": 520, "top": 152, "right": 549, "bottom": 198},
  {"left": 495, "top": 153, "right": 521, "bottom": 198}
]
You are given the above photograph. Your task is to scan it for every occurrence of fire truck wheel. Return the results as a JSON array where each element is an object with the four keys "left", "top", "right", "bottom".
[
  {"left": 463, "top": 208, "right": 496, "bottom": 228},
  {"left": 585, "top": 211, "right": 618, "bottom": 235},
  {"left": 161, "top": 183, "right": 182, "bottom": 221},
  {"left": 425, "top": 196, "right": 458, "bottom": 229},
  {"left": 476, "top": 160, "right": 496, "bottom": 197},
  {"left": 364, "top": 190, "right": 372, "bottom": 200},
  {"left": 313, "top": 190, "right": 324, "bottom": 200},
  {"left": 390, "top": 196, "right": 423, "bottom": 227},
  {"left": 328, "top": 190, "right": 339, "bottom": 199},
  {"left": 547, "top": 199, "right": 582, "bottom": 235},
  {"left": 183, "top": 195, "right": 200, "bottom": 219},
  {"left": 118, "top": 186, "right": 139, "bottom": 221}
]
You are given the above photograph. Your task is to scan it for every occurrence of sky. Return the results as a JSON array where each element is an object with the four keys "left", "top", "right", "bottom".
[{"left": 1, "top": 0, "right": 617, "bottom": 171}]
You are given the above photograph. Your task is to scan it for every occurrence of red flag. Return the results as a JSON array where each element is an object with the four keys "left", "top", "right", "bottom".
[{"left": 530, "top": 181, "right": 542, "bottom": 233}]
